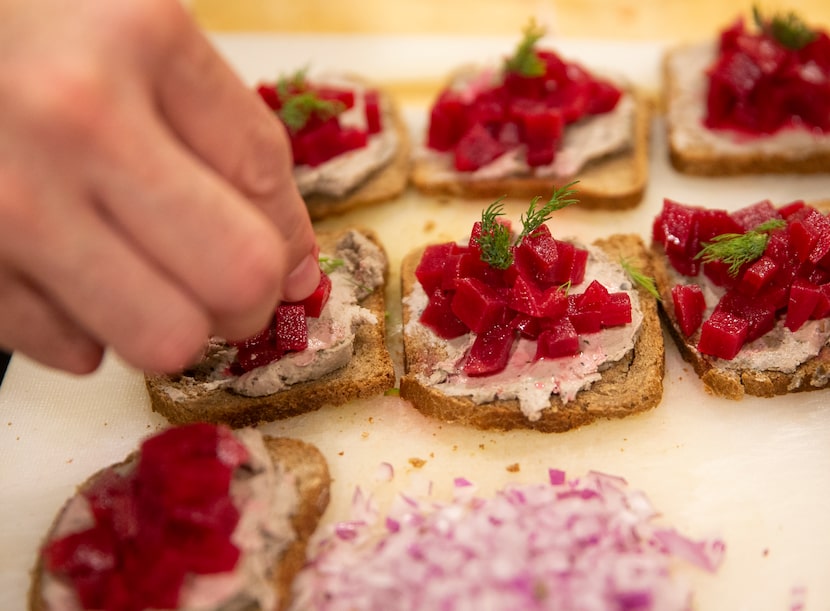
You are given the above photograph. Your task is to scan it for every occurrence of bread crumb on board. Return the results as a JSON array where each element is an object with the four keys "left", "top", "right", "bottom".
[
  {"left": 506, "top": 463, "right": 520, "bottom": 473},
  {"left": 408, "top": 457, "right": 426, "bottom": 468}
]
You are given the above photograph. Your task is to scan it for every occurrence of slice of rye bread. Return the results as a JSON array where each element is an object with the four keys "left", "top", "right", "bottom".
[
  {"left": 145, "top": 227, "right": 395, "bottom": 428},
  {"left": 651, "top": 204, "right": 830, "bottom": 400},
  {"left": 664, "top": 43, "right": 830, "bottom": 176},
  {"left": 410, "top": 88, "right": 651, "bottom": 210},
  {"left": 399, "top": 234, "right": 665, "bottom": 432},
  {"left": 304, "top": 91, "right": 410, "bottom": 221},
  {"left": 29, "top": 434, "right": 331, "bottom": 611}
]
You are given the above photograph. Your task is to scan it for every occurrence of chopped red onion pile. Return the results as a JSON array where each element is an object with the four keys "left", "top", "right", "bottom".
[{"left": 290, "top": 469, "right": 724, "bottom": 610}]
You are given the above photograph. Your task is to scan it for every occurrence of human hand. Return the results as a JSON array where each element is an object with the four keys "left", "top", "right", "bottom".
[{"left": 0, "top": 0, "right": 319, "bottom": 374}]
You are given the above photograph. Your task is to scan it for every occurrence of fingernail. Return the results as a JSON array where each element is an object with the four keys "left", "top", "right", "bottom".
[{"left": 283, "top": 252, "right": 321, "bottom": 302}]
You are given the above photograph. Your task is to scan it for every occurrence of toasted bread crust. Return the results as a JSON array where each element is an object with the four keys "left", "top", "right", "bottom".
[
  {"left": 29, "top": 435, "right": 330, "bottom": 611},
  {"left": 304, "top": 92, "right": 410, "bottom": 221},
  {"left": 410, "top": 90, "right": 651, "bottom": 210},
  {"left": 145, "top": 228, "right": 395, "bottom": 428},
  {"left": 664, "top": 43, "right": 830, "bottom": 176},
  {"left": 652, "top": 242, "right": 830, "bottom": 400},
  {"left": 400, "top": 234, "right": 664, "bottom": 432}
]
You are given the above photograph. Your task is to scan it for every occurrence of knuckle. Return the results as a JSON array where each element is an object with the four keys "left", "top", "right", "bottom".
[
  {"left": 133, "top": 314, "right": 210, "bottom": 373},
  {"left": 231, "top": 118, "right": 294, "bottom": 199}
]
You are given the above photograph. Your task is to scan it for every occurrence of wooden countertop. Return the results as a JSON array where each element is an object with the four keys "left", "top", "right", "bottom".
[{"left": 190, "top": 0, "right": 830, "bottom": 42}]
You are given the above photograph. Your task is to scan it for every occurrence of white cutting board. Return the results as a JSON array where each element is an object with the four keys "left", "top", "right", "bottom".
[{"left": 2, "top": 34, "right": 830, "bottom": 611}]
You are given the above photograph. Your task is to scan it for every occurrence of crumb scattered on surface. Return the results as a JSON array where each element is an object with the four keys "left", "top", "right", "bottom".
[
  {"left": 66, "top": 459, "right": 73, "bottom": 464},
  {"left": 408, "top": 458, "right": 426, "bottom": 468},
  {"left": 423, "top": 220, "right": 436, "bottom": 232},
  {"left": 429, "top": 452, "right": 434, "bottom": 458},
  {"left": 479, "top": 444, "right": 485, "bottom": 450},
  {"left": 338, "top": 451, "right": 345, "bottom": 456},
  {"left": 763, "top": 548, "right": 770, "bottom": 557},
  {"left": 7, "top": 422, "right": 11, "bottom": 426},
  {"left": 361, "top": 431, "right": 369, "bottom": 439},
  {"left": 368, "top": 416, "right": 374, "bottom": 424},
  {"left": 506, "top": 463, "right": 520, "bottom": 473},
  {"left": 452, "top": 444, "right": 458, "bottom": 451}
]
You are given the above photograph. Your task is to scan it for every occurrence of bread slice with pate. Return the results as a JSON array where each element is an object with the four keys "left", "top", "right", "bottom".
[
  {"left": 145, "top": 227, "right": 395, "bottom": 428},
  {"left": 663, "top": 9, "right": 830, "bottom": 177},
  {"left": 400, "top": 233, "right": 664, "bottom": 432},
  {"left": 411, "top": 86, "right": 650, "bottom": 210},
  {"left": 651, "top": 199, "right": 830, "bottom": 400},
  {"left": 303, "top": 88, "right": 411, "bottom": 221},
  {"left": 29, "top": 425, "right": 331, "bottom": 611},
  {"left": 257, "top": 72, "right": 410, "bottom": 221}
]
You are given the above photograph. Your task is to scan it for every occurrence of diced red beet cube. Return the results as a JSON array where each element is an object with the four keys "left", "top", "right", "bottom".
[
  {"left": 513, "top": 226, "right": 558, "bottom": 282},
  {"left": 715, "top": 290, "right": 776, "bottom": 343},
  {"left": 586, "top": 79, "right": 622, "bottom": 114},
  {"left": 334, "top": 127, "right": 368, "bottom": 156},
  {"left": 600, "top": 292, "right": 632, "bottom": 327},
  {"left": 315, "top": 86, "right": 355, "bottom": 110},
  {"left": 653, "top": 199, "right": 701, "bottom": 275},
  {"left": 568, "top": 247, "right": 588, "bottom": 285},
  {"left": 510, "top": 313, "right": 541, "bottom": 339},
  {"left": 364, "top": 89, "right": 382, "bottom": 134},
  {"left": 703, "top": 259, "right": 738, "bottom": 289},
  {"left": 427, "top": 90, "right": 469, "bottom": 151},
  {"left": 292, "top": 270, "right": 331, "bottom": 317},
  {"left": 697, "top": 310, "right": 749, "bottom": 360},
  {"left": 503, "top": 70, "right": 544, "bottom": 99},
  {"left": 731, "top": 199, "right": 781, "bottom": 231},
  {"left": 233, "top": 343, "right": 283, "bottom": 373},
  {"left": 454, "top": 123, "right": 506, "bottom": 172},
  {"left": 813, "top": 284, "right": 830, "bottom": 319},
  {"left": 256, "top": 84, "right": 281, "bottom": 110},
  {"left": 275, "top": 304, "right": 308, "bottom": 353},
  {"left": 526, "top": 145, "right": 556, "bottom": 167},
  {"left": 738, "top": 255, "right": 778, "bottom": 297},
  {"left": 462, "top": 324, "right": 516, "bottom": 376},
  {"left": 419, "top": 288, "right": 469, "bottom": 339},
  {"left": 671, "top": 284, "right": 706, "bottom": 337},
  {"left": 294, "top": 119, "right": 342, "bottom": 167},
  {"left": 785, "top": 278, "right": 822, "bottom": 331},
  {"left": 695, "top": 208, "right": 742, "bottom": 243},
  {"left": 567, "top": 294, "right": 602, "bottom": 334},
  {"left": 451, "top": 277, "right": 509, "bottom": 334},
  {"left": 535, "top": 318, "right": 580, "bottom": 359},
  {"left": 778, "top": 200, "right": 806, "bottom": 218},
  {"left": 415, "top": 242, "right": 459, "bottom": 293},
  {"left": 511, "top": 100, "right": 564, "bottom": 154},
  {"left": 575, "top": 280, "right": 609, "bottom": 310}
]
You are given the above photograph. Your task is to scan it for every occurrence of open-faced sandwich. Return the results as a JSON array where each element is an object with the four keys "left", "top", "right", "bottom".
[
  {"left": 400, "top": 185, "right": 664, "bottom": 432},
  {"left": 652, "top": 198, "right": 830, "bottom": 399},
  {"left": 256, "top": 69, "right": 410, "bottom": 220},
  {"left": 30, "top": 423, "right": 330, "bottom": 611},
  {"left": 145, "top": 227, "right": 395, "bottom": 428},
  {"left": 664, "top": 7, "right": 830, "bottom": 175},
  {"left": 411, "top": 21, "right": 650, "bottom": 209}
]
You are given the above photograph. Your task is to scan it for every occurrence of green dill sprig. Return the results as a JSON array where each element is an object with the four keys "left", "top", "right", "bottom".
[
  {"left": 477, "top": 198, "right": 515, "bottom": 270},
  {"left": 620, "top": 257, "right": 660, "bottom": 300},
  {"left": 276, "top": 67, "right": 309, "bottom": 97},
  {"left": 516, "top": 181, "right": 579, "bottom": 245},
  {"left": 319, "top": 256, "right": 345, "bottom": 275},
  {"left": 475, "top": 182, "right": 580, "bottom": 269},
  {"left": 504, "top": 19, "right": 546, "bottom": 77},
  {"left": 279, "top": 92, "right": 345, "bottom": 133},
  {"left": 752, "top": 5, "right": 817, "bottom": 50},
  {"left": 695, "top": 219, "right": 786, "bottom": 276}
]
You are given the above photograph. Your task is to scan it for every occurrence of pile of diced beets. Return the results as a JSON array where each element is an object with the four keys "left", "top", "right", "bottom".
[
  {"left": 257, "top": 79, "right": 383, "bottom": 166},
  {"left": 653, "top": 199, "right": 830, "bottom": 360},
  {"left": 426, "top": 50, "right": 622, "bottom": 171},
  {"left": 415, "top": 221, "right": 633, "bottom": 376},
  {"left": 228, "top": 268, "right": 333, "bottom": 374},
  {"left": 43, "top": 424, "right": 249, "bottom": 611},
  {"left": 706, "top": 18, "right": 830, "bottom": 134}
]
